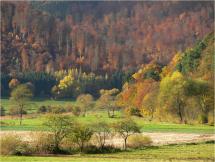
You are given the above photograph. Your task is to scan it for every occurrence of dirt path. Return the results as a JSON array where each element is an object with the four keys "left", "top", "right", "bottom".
[
  {"left": 0, "top": 131, "right": 214, "bottom": 147},
  {"left": 107, "top": 132, "right": 215, "bottom": 147}
]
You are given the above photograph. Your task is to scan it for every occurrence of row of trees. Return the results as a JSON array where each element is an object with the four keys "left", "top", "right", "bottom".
[
  {"left": 6, "top": 81, "right": 121, "bottom": 125},
  {"left": 1, "top": 70, "right": 132, "bottom": 98},
  {"left": 44, "top": 114, "right": 140, "bottom": 152},
  {"left": 1, "top": 72, "right": 56, "bottom": 97}
]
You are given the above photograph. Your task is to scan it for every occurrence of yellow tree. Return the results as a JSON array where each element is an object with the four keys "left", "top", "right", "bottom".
[
  {"left": 161, "top": 52, "right": 182, "bottom": 78},
  {"left": 158, "top": 71, "right": 187, "bottom": 123}
]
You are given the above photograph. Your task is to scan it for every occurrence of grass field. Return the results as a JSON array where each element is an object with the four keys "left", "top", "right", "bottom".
[
  {"left": 1, "top": 98, "right": 75, "bottom": 114},
  {"left": 0, "top": 143, "right": 214, "bottom": 161},
  {"left": 1, "top": 113, "right": 214, "bottom": 133},
  {"left": 1, "top": 98, "right": 214, "bottom": 133}
]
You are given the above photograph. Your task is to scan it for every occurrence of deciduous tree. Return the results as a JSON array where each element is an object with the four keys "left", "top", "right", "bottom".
[{"left": 10, "top": 84, "right": 33, "bottom": 125}]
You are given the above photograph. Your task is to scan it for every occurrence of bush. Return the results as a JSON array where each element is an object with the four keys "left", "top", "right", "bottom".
[
  {"left": 31, "top": 132, "right": 55, "bottom": 154},
  {"left": 8, "top": 106, "right": 27, "bottom": 115},
  {"left": 0, "top": 134, "right": 31, "bottom": 155},
  {"left": 37, "top": 105, "right": 48, "bottom": 113},
  {"left": 0, "top": 106, "right": 5, "bottom": 116},
  {"left": 127, "top": 134, "right": 152, "bottom": 148},
  {"left": 71, "top": 106, "right": 81, "bottom": 116},
  {"left": 69, "top": 123, "right": 93, "bottom": 152},
  {"left": 124, "top": 107, "right": 142, "bottom": 117},
  {"left": 198, "top": 114, "right": 208, "bottom": 124},
  {"left": 208, "top": 112, "right": 214, "bottom": 126},
  {"left": 65, "top": 105, "right": 73, "bottom": 112},
  {"left": 0, "top": 121, "right": 10, "bottom": 126},
  {"left": 48, "top": 106, "right": 67, "bottom": 114},
  {"left": 61, "top": 138, "right": 78, "bottom": 153},
  {"left": 84, "top": 145, "right": 121, "bottom": 154}
]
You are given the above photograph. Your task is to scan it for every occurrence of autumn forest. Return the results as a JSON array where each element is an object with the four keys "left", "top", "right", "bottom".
[{"left": 0, "top": 1, "right": 214, "bottom": 161}]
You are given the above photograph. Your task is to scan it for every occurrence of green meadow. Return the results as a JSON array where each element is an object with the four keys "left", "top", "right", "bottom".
[
  {"left": 1, "top": 98, "right": 214, "bottom": 133},
  {"left": 0, "top": 143, "right": 214, "bottom": 162}
]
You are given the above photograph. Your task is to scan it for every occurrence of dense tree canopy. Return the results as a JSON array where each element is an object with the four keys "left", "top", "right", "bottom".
[
  {"left": 118, "top": 33, "right": 214, "bottom": 124},
  {"left": 1, "top": 1, "right": 213, "bottom": 74}
]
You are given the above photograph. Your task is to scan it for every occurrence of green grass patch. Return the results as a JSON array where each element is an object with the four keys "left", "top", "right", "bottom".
[
  {"left": 0, "top": 143, "right": 214, "bottom": 161},
  {"left": 1, "top": 98, "right": 75, "bottom": 114},
  {"left": 1, "top": 112, "right": 214, "bottom": 133},
  {"left": 1, "top": 98, "right": 214, "bottom": 133}
]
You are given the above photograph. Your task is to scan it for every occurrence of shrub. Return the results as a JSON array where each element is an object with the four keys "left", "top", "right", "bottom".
[
  {"left": 0, "top": 134, "right": 31, "bottom": 155},
  {"left": 0, "top": 106, "right": 5, "bottom": 116},
  {"left": 49, "top": 106, "right": 67, "bottom": 114},
  {"left": 8, "top": 106, "right": 27, "bottom": 115},
  {"left": 69, "top": 123, "right": 93, "bottom": 152},
  {"left": 84, "top": 145, "right": 121, "bottom": 154},
  {"left": 198, "top": 114, "right": 208, "bottom": 124},
  {"left": 0, "top": 121, "right": 10, "bottom": 126},
  {"left": 113, "top": 118, "right": 140, "bottom": 150},
  {"left": 127, "top": 134, "right": 152, "bottom": 148},
  {"left": 91, "top": 121, "right": 111, "bottom": 149},
  {"left": 43, "top": 114, "right": 73, "bottom": 153},
  {"left": 31, "top": 132, "right": 55, "bottom": 154},
  {"left": 37, "top": 105, "right": 48, "bottom": 113},
  {"left": 9, "top": 78, "right": 20, "bottom": 89},
  {"left": 71, "top": 106, "right": 81, "bottom": 116},
  {"left": 65, "top": 105, "right": 73, "bottom": 112},
  {"left": 208, "top": 112, "right": 214, "bottom": 126},
  {"left": 124, "top": 107, "right": 142, "bottom": 117},
  {"left": 61, "top": 138, "right": 78, "bottom": 153}
]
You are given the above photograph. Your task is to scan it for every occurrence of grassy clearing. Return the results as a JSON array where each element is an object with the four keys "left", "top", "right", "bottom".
[
  {"left": 1, "top": 113, "right": 214, "bottom": 133},
  {"left": 1, "top": 98, "right": 214, "bottom": 133},
  {"left": 0, "top": 143, "right": 214, "bottom": 161},
  {"left": 1, "top": 98, "right": 75, "bottom": 114}
]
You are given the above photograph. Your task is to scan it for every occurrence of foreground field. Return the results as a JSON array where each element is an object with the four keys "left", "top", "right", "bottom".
[{"left": 0, "top": 143, "right": 214, "bottom": 162}]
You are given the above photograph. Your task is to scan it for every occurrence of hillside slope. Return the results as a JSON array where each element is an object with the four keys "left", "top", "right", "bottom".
[{"left": 1, "top": 1, "right": 214, "bottom": 74}]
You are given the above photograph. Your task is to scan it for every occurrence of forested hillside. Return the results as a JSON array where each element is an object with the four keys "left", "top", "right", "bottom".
[
  {"left": 1, "top": 1, "right": 213, "bottom": 74},
  {"left": 119, "top": 33, "right": 214, "bottom": 124}
]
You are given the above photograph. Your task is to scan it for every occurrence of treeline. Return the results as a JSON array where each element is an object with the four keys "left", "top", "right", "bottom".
[
  {"left": 1, "top": 1, "right": 213, "bottom": 74},
  {"left": 118, "top": 33, "right": 214, "bottom": 124},
  {"left": 1, "top": 70, "right": 133, "bottom": 98}
]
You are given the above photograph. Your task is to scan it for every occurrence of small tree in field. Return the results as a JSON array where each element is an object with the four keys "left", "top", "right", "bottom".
[
  {"left": 113, "top": 118, "right": 140, "bottom": 150},
  {"left": 93, "top": 121, "right": 111, "bottom": 149},
  {"left": 158, "top": 71, "right": 187, "bottom": 123},
  {"left": 43, "top": 114, "right": 73, "bottom": 153},
  {"left": 10, "top": 84, "right": 33, "bottom": 125},
  {"left": 76, "top": 94, "right": 94, "bottom": 117},
  {"left": 98, "top": 88, "right": 120, "bottom": 118},
  {"left": 69, "top": 123, "right": 93, "bottom": 152}
]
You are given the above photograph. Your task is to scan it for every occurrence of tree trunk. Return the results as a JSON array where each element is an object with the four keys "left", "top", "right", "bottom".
[
  {"left": 66, "top": 36, "right": 69, "bottom": 56},
  {"left": 112, "top": 108, "right": 115, "bottom": 118},
  {"left": 108, "top": 109, "right": 111, "bottom": 118},
  {"left": 19, "top": 105, "right": 23, "bottom": 125},
  {"left": 124, "top": 137, "right": 128, "bottom": 150},
  {"left": 54, "top": 143, "right": 59, "bottom": 153},
  {"left": 178, "top": 102, "right": 184, "bottom": 124},
  {"left": 80, "top": 141, "right": 84, "bottom": 152},
  {"left": 150, "top": 112, "right": 154, "bottom": 121}
]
